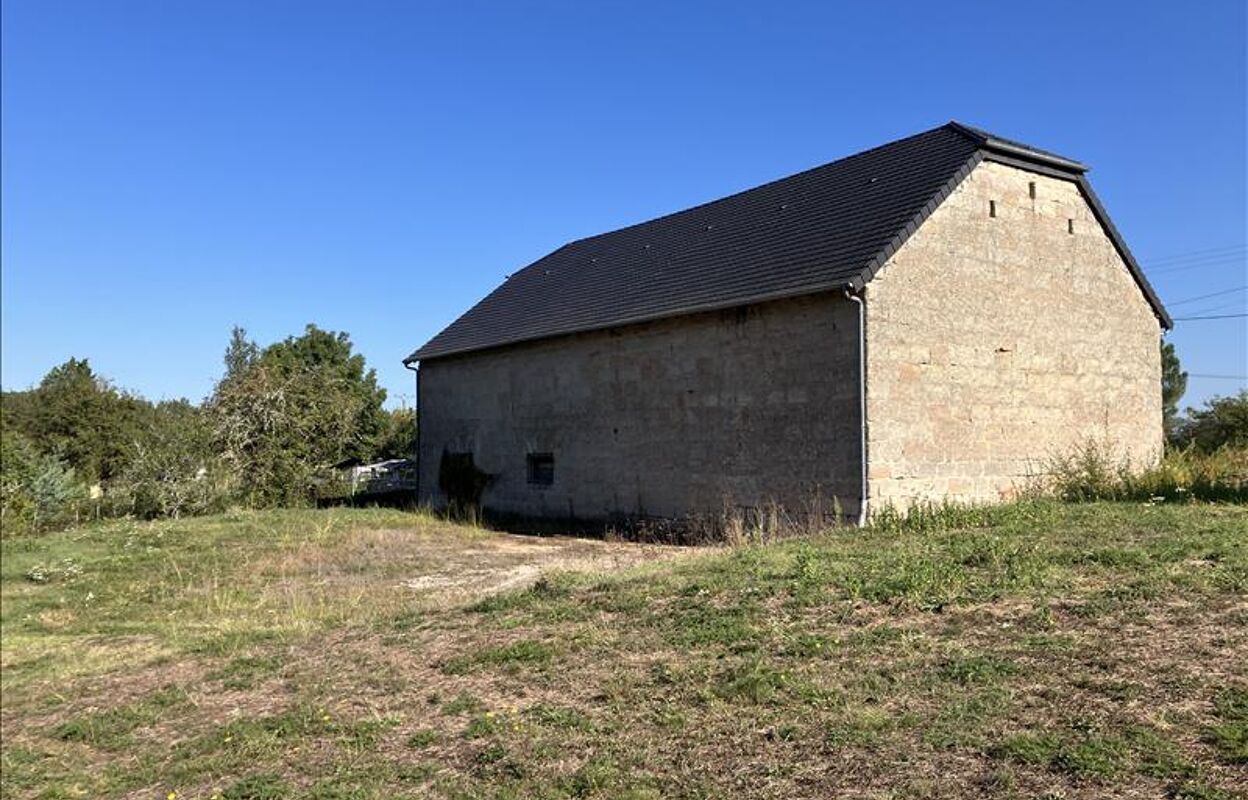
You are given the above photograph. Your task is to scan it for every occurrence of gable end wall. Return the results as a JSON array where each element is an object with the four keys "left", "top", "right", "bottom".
[{"left": 864, "top": 160, "right": 1163, "bottom": 509}]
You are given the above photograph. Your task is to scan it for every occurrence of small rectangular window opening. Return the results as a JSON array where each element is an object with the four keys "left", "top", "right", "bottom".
[
  {"left": 526, "top": 452, "right": 554, "bottom": 486},
  {"left": 1067, "top": 218, "right": 1075, "bottom": 235},
  {"left": 1028, "top": 181, "right": 1036, "bottom": 199},
  {"left": 989, "top": 199, "right": 997, "bottom": 218}
]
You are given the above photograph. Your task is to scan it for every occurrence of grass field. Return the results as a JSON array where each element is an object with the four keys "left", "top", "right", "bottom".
[{"left": 1, "top": 502, "right": 1246, "bottom": 799}]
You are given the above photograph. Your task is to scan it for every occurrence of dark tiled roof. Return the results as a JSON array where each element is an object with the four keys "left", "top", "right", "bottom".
[{"left": 410, "top": 122, "right": 1168, "bottom": 361}]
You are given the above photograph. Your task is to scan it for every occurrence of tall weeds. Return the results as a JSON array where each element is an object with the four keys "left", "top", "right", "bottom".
[{"left": 1044, "top": 442, "right": 1247, "bottom": 504}]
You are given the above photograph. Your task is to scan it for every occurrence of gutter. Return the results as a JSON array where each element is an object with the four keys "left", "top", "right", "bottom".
[
  {"left": 404, "top": 360, "right": 420, "bottom": 502},
  {"left": 844, "top": 288, "right": 868, "bottom": 527}
]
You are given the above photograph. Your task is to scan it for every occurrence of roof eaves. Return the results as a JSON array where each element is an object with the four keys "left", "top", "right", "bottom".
[{"left": 406, "top": 280, "right": 862, "bottom": 363}]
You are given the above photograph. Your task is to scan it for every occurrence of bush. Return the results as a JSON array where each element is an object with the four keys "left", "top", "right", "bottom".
[
  {"left": 1046, "top": 441, "right": 1247, "bottom": 504},
  {"left": 1172, "top": 390, "right": 1248, "bottom": 453},
  {"left": 1, "top": 430, "right": 87, "bottom": 535},
  {"left": 107, "top": 401, "right": 229, "bottom": 519}
]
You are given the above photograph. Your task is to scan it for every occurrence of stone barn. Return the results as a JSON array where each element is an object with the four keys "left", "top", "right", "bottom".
[{"left": 405, "top": 122, "right": 1170, "bottom": 523}]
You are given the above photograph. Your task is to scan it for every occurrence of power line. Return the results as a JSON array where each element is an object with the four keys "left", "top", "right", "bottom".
[
  {"left": 1147, "top": 257, "right": 1246, "bottom": 277},
  {"left": 1185, "top": 300, "right": 1247, "bottom": 316},
  {"left": 1151, "top": 243, "right": 1245, "bottom": 258},
  {"left": 1188, "top": 374, "right": 1248, "bottom": 380},
  {"left": 1172, "top": 314, "right": 1248, "bottom": 321},
  {"left": 1168, "top": 285, "right": 1246, "bottom": 306},
  {"left": 1144, "top": 244, "right": 1246, "bottom": 267},
  {"left": 1139, "top": 244, "right": 1247, "bottom": 277}
]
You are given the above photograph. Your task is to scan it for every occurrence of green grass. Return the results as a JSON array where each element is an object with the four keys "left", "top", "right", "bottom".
[
  {"left": 443, "top": 639, "right": 557, "bottom": 675},
  {"left": 2, "top": 501, "right": 1246, "bottom": 798},
  {"left": 51, "top": 685, "right": 192, "bottom": 750},
  {"left": 1208, "top": 686, "right": 1248, "bottom": 765}
]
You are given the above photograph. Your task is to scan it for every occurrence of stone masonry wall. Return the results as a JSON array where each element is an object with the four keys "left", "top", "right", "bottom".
[
  {"left": 864, "top": 159, "right": 1164, "bottom": 510},
  {"left": 418, "top": 293, "right": 862, "bottom": 522}
]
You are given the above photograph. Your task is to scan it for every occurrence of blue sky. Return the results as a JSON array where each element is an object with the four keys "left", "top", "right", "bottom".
[{"left": 3, "top": 0, "right": 1245, "bottom": 410}]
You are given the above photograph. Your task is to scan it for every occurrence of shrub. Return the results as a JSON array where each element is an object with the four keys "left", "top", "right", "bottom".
[
  {"left": 107, "top": 401, "right": 229, "bottom": 519},
  {"left": 1172, "top": 390, "right": 1248, "bottom": 453},
  {"left": 1, "top": 429, "right": 86, "bottom": 535},
  {"left": 1045, "top": 441, "right": 1247, "bottom": 504}
]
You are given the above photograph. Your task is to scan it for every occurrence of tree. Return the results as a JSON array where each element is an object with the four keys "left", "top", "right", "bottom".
[
  {"left": 114, "top": 400, "right": 224, "bottom": 519},
  {"left": 208, "top": 325, "right": 388, "bottom": 505},
  {"left": 223, "top": 326, "right": 260, "bottom": 382},
  {"left": 1161, "top": 341, "right": 1187, "bottom": 442},
  {"left": 7, "top": 359, "right": 148, "bottom": 482},
  {"left": 376, "top": 407, "right": 418, "bottom": 461},
  {"left": 1172, "top": 390, "right": 1248, "bottom": 452}
]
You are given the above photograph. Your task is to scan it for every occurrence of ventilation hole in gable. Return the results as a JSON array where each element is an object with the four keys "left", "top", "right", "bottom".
[
  {"left": 1067, "top": 218, "right": 1075, "bottom": 234},
  {"left": 989, "top": 200, "right": 997, "bottom": 218},
  {"left": 1029, "top": 181, "right": 1036, "bottom": 199}
]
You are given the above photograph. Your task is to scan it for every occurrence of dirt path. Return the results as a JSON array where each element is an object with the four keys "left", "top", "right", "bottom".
[{"left": 394, "top": 530, "right": 695, "bottom": 600}]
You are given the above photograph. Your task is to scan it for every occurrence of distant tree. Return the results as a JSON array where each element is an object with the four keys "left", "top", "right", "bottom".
[
  {"left": 208, "top": 324, "right": 388, "bottom": 505},
  {"left": 1172, "top": 390, "right": 1248, "bottom": 452},
  {"left": 0, "top": 390, "right": 38, "bottom": 437},
  {"left": 223, "top": 326, "right": 260, "bottom": 382},
  {"left": 1161, "top": 341, "right": 1187, "bottom": 442},
  {"left": 7, "top": 359, "right": 147, "bottom": 482},
  {"left": 376, "top": 408, "right": 418, "bottom": 461},
  {"left": 1, "top": 429, "right": 42, "bottom": 531}
]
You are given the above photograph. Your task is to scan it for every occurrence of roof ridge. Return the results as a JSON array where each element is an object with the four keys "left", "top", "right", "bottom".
[
  {"left": 944, "top": 120, "right": 991, "bottom": 146},
  {"left": 567, "top": 123, "right": 957, "bottom": 248},
  {"left": 946, "top": 120, "right": 1088, "bottom": 173}
]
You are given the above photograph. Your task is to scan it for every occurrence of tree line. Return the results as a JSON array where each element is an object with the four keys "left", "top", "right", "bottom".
[{"left": 1, "top": 325, "right": 415, "bottom": 533}]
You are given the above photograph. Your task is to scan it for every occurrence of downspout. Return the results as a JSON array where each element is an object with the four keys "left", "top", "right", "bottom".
[
  {"left": 844, "top": 289, "right": 868, "bottom": 527},
  {"left": 403, "top": 360, "right": 420, "bottom": 503}
]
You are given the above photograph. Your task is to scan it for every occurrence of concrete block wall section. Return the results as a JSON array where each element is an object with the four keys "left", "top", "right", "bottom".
[{"left": 418, "top": 292, "right": 864, "bottom": 523}]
